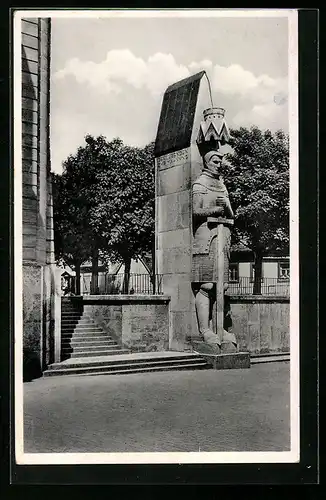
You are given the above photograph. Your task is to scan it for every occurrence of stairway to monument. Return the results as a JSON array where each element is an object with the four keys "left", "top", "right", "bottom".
[
  {"left": 43, "top": 299, "right": 210, "bottom": 377},
  {"left": 60, "top": 299, "right": 129, "bottom": 361},
  {"left": 43, "top": 351, "right": 210, "bottom": 377}
]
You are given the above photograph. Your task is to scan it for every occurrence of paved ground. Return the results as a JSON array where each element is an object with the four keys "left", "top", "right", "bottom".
[{"left": 23, "top": 362, "right": 290, "bottom": 453}]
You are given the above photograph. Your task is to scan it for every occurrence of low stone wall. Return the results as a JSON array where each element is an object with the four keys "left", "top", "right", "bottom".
[
  {"left": 227, "top": 295, "right": 290, "bottom": 354},
  {"left": 82, "top": 295, "right": 170, "bottom": 352},
  {"left": 66, "top": 294, "right": 289, "bottom": 355}
]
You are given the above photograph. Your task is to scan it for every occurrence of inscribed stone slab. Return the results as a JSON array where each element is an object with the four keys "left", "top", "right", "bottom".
[{"left": 154, "top": 72, "right": 205, "bottom": 158}]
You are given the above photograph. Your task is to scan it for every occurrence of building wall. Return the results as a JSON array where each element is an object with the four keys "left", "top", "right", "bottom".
[
  {"left": 239, "top": 262, "right": 251, "bottom": 278},
  {"left": 22, "top": 17, "right": 58, "bottom": 373},
  {"left": 263, "top": 261, "right": 278, "bottom": 279},
  {"left": 234, "top": 258, "right": 289, "bottom": 279},
  {"left": 228, "top": 257, "right": 290, "bottom": 296}
]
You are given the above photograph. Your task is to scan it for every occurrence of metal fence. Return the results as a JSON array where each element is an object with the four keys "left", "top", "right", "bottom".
[
  {"left": 227, "top": 277, "right": 290, "bottom": 296},
  {"left": 78, "top": 274, "right": 289, "bottom": 296},
  {"left": 101, "top": 273, "right": 164, "bottom": 295}
]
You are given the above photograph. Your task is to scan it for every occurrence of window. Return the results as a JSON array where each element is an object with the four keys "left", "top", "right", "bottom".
[
  {"left": 229, "top": 263, "right": 239, "bottom": 282},
  {"left": 278, "top": 261, "right": 290, "bottom": 280}
]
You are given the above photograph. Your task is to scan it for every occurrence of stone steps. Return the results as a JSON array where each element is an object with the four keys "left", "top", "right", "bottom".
[
  {"left": 45, "top": 362, "right": 209, "bottom": 377},
  {"left": 61, "top": 315, "right": 92, "bottom": 322},
  {"left": 60, "top": 302, "right": 125, "bottom": 361},
  {"left": 62, "top": 344, "right": 119, "bottom": 353},
  {"left": 61, "top": 313, "right": 83, "bottom": 317},
  {"left": 61, "top": 317, "right": 83, "bottom": 322},
  {"left": 61, "top": 338, "right": 116, "bottom": 346},
  {"left": 44, "top": 352, "right": 210, "bottom": 377},
  {"left": 62, "top": 327, "right": 104, "bottom": 334},
  {"left": 251, "top": 353, "right": 290, "bottom": 364},
  {"left": 62, "top": 344, "right": 127, "bottom": 352},
  {"left": 61, "top": 334, "right": 112, "bottom": 342},
  {"left": 73, "top": 325, "right": 104, "bottom": 331},
  {"left": 63, "top": 348, "right": 130, "bottom": 359}
]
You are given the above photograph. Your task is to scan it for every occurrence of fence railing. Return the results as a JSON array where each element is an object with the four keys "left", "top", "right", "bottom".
[
  {"left": 74, "top": 274, "right": 289, "bottom": 297},
  {"left": 227, "top": 277, "right": 289, "bottom": 296},
  {"left": 82, "top": 273, "right": 164, "bottom": 295},
  {"left": 105, "top": 273, "right": 164, "bottom": 295}
]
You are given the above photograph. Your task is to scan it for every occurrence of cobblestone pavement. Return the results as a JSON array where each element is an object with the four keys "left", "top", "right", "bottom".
[{"left": 23, "top": 362, "right": 290, "bottom": 453}]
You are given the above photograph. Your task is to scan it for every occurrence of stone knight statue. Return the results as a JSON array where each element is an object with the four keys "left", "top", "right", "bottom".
[{"left": 192, "top": 108, "right": 237, "bottom": 353}]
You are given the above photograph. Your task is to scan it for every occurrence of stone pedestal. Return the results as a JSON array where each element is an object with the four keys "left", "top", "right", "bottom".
[{"left": 198, "top": 351, "right": 251, "bottom": 370}]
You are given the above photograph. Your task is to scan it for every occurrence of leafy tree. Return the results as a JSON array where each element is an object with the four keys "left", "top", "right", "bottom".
[
  {"left": 53, "top": 136, "right": 155, "bottom": 294},
  {"left": 54, "top": 135, "right": 123, "bottom": 293},
  {"left": 221, "top": 126, "right": 289, "bottom": 294},
  {"left": 52, "top": 172, "right": 93, "bottom": 294},
  {"left": 91, "top": 140, "right": 155, "bottom": 293}
]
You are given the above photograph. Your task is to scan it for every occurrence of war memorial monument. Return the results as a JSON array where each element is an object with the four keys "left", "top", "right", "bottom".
[{"left": 154, "top": 71, "right": 250, "bottom": 369}]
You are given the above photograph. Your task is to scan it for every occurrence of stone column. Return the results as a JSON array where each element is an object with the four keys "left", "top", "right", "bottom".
[{"left": 156, "top": 149, "right": 192, "bottom": 350}]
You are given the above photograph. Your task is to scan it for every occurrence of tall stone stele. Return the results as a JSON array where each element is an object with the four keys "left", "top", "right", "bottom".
[{"left": 154, "top": 71, "right": 238, "bottom": 352}]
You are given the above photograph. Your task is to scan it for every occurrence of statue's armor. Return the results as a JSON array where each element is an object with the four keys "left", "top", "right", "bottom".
[{"left": 192, "top": 172, "right": 231, "bottom": 284}]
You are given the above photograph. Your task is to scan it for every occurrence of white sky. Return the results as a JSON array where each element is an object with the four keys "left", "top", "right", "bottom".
[{"left": 50, "top": 12, "right": 290, "bottom": 174}]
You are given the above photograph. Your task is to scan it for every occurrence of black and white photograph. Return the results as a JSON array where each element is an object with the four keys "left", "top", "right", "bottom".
[{"left": 14, "top": 9, "right": 299, "bottom": 465}]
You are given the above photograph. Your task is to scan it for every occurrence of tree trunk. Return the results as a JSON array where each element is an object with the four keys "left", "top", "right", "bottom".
[
  {"left": 253, "top": 252, "right": 263, "bottom": 295},
  {"left": 91, "top": 247, "right": 99, "bottom": 295},
  {"left": 122, "top": 256, "right": 131, "bottom": 294},
  {"left": 75, "top": 261, "right": 81, "bottom": 295}
]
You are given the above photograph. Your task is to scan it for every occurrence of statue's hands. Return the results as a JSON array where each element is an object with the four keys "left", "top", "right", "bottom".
[{"left": 215, "top": 196, "right": 234, "bottom": 219}]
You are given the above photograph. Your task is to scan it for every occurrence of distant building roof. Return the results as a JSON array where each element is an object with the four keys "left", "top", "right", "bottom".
[{"left": 230, "top": 243, "right": 289, "bottom": 259}]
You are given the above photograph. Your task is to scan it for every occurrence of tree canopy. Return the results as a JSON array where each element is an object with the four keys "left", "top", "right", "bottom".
[
  {"left": 52, "top": 169, "right": 96, "bottom": 295},
  {"left": 221, "top": 126, "right": 289, "bottom": 293},
  {"left": 92, "top": 139, "right": 155, "bottom": 265},
  {"left": 53, "top": 126, "right": 289, "bottom": 296},
  {"left": 52, "top": 135, "right": 155, "bottom": 294}
]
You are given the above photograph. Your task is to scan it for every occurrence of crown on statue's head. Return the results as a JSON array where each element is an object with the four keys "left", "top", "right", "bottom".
[
  {"left": 203, "top": 107, "right": 225, "bottom": 120},
  {"left": 197, "top": 107, "right": 230, "bottom": 158}
]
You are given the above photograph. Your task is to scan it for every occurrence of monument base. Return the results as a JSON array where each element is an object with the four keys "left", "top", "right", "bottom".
[{"left": 192, "top": 342, "right": 250, "bottom": 369}]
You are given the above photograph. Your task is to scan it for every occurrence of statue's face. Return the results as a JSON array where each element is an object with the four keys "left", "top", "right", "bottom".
[{"left": 205, "top": 154, "right": 221, "bottom": 176}]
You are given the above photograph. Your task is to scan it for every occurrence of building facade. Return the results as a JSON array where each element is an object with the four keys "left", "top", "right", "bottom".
[
  {"left": 228, "top": 245, "right": 289, "bottom": 296},
  {"left": 22, "top": 17, "right": 60, "bottom": 376}
]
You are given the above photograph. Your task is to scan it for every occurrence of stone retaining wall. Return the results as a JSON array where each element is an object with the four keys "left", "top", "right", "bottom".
[
  {"left": 81, "top": 295, "right": 170, "bottom": 353},
  {"left": 228, "top": 295, "right": 290, "bottom": 354},
  {"left": 66, "top": 294, "right": 289, "bottom": 355}
]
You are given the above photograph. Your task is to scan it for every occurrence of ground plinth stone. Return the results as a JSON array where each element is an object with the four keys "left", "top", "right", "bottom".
[{"left": 198, "top": 351, "right": 251, "bottom": 370}]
